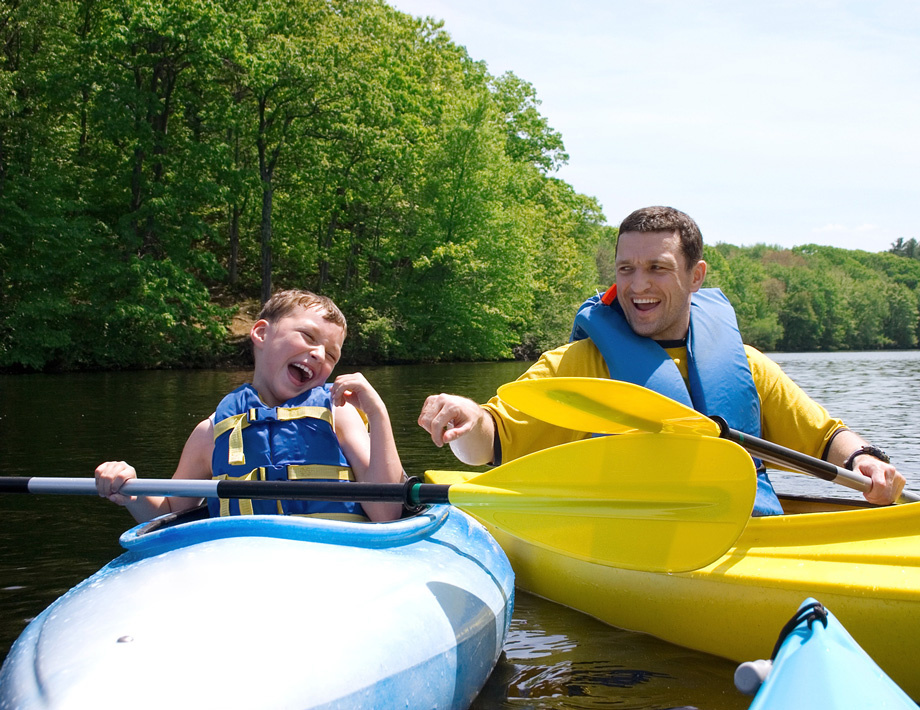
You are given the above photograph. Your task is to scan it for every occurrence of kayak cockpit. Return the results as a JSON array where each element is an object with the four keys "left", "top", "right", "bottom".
[
  {"left": 120, "top": 503, "right": 452, "bottom": 558},
  {"left": 777, "top": 493, "right": 874, "bottom": 515}
]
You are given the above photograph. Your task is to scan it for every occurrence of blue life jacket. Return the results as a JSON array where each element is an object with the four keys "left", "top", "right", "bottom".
[
  {"left": 572, "top": 287, "right": 783, "bottom": 516},
  {"left": 209, "top": 383, "right": 366, "bottom": 520}
]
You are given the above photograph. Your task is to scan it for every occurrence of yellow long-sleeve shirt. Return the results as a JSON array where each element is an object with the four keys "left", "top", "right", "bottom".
[{"left": 482, "top": 338, "right": 845, "bottom": 465}]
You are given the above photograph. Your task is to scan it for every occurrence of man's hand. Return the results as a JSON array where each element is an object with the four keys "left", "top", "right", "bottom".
[
  {"left": 853, "top": 455, "right": 906, "bottom": 505},
  {"left": 418, "top": 394, "right": 495, "bottom": 465}
]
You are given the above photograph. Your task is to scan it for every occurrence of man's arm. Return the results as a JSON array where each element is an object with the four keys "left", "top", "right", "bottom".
[
  {"left": 749, "top": 347, "right": 906, "bottom": 505},
  {"left": 825, "top": 429, "right": 905, "bottom": 505}
]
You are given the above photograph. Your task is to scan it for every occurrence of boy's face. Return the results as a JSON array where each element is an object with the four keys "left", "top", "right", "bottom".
[{"left": 250, "top": 305, "right": 345, "bottom": 407}]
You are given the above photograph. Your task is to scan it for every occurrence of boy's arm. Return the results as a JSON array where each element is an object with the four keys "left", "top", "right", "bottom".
[
  {"left": 95, "top": 416, "right": 215, "bottom": 523},
  {"left": 331, "top": 373, "right": 404, "bottom": 522}
]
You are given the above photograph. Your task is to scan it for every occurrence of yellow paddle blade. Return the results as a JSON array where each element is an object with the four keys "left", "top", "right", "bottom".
[
  {"left": 498, "top": 377, "right": 721, "bottom": 437},
  {"left": 426, "top": 433, "right": 755, "bottom": 573}
]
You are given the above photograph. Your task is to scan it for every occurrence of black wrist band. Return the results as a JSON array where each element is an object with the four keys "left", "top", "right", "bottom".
[{"left": 844, "top": 445, "right": 890, "bottom": 470}]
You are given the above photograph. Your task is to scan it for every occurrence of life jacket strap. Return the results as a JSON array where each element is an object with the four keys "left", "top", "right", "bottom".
[
  {"left": 211, "top": 465, "right": 357, "bottom": 517},
  {"left": 212, "top": 470, "right": 258, "bottom": 516},
  {"left": 287, "top": 465, "right": 355, "bottom": 481},
  {"left": 213, "top": 406, "right": 335, "bottom": 466}
]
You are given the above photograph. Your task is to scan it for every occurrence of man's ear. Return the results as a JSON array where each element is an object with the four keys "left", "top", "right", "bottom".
[
  {"left": 250, "top": 319, "right": 270, "bottom": 349},
  {"left": 690, "top": 260, "right": 707, "bottom": 292}
]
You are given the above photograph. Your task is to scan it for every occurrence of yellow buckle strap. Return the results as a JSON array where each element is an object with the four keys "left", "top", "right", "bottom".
[
  {"left": 287, "top": 465, "right": 355, "bottom": 481},
  {"left": 213, "top": 413, "right": 249, "bottom": 466},
  {"left": 212, "top": 470, "right": 260, "bottom": 516},
  {"left": 277, "top": 406, "right": 333, "bottom": 426}
]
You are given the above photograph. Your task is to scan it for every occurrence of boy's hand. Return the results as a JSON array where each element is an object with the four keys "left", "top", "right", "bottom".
[
  {"left": 95, "top": 460, "right": 138, "bottom": 506},
  {"left": 330, "top": 373, "right": 386, "bottom": 419}
]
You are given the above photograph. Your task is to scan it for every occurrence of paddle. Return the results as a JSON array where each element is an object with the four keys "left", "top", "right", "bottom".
[
  {"left": 0, "top": 433, "right": 756, "bottom": 573},
  {"left": 498, "top": 377, "right": 920, "bottom": 504}
]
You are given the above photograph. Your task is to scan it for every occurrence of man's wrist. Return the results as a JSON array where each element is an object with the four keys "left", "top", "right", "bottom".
[{"left": 844, "top": 445, "right": 890, "bottom": 470}]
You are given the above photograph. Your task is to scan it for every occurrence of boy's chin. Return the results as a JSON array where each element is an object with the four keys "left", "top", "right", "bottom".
[{"left": 284, "top": 378, "right": 320, "bottom": 397}]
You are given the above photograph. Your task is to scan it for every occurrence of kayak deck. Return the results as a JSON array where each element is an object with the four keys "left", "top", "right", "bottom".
[
  {"left": 739, "top": 598, "right": 916, "bottom": 709},
  {"left": 0, "top": 505, "right": 514, "bottom": 710}
]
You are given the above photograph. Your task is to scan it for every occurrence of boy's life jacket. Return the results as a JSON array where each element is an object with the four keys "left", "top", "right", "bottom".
[
  {"left": 209, "top": 383, "right": 367, "bottom": 520},
  {"left": 571, "top": 287, "right": 783, "bottom": 516}
]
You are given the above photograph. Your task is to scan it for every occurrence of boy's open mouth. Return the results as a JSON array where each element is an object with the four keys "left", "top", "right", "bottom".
[{"left": 289, "top": 362, "right": 313, "bottom": 384}]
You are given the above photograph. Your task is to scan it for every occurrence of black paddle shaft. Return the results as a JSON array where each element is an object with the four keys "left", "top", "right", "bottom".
[
  {"left": 710, "top": 417, "right": 841, "bottom": 483},
  {"left": 0, "top": 476, "right": 454, "bottom": 507},
  {"left": 213, "top": 478, "right": 453, "bottom": 506}
]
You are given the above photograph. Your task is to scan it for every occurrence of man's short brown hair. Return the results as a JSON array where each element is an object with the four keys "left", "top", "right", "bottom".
[{"left": 618, "top": 206, "right": 703, "bottom": 269}]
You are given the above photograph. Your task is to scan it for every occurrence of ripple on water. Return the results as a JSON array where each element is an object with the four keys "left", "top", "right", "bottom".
[{"left": 472, "top": 592, "right": 749, "bottom": 710}]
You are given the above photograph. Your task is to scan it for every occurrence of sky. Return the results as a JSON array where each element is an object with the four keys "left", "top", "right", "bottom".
[{"left": 388, "top": 0, "right": 919, "bottom": 252}]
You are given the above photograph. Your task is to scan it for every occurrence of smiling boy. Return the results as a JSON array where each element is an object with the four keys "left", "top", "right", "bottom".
[{"left": 96, "top": 290, "right": 403, "bottom": 523}]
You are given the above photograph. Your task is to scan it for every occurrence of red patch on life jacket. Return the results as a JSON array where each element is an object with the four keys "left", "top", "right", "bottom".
[{"left": 601, "top": 283, "right": 617, "bottom": 305}]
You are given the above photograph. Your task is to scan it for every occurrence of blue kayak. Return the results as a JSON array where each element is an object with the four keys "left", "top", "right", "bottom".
[
  {"left": 0, "top": 505, "right": 514, "bottom": 710},
  {"left": 735, "top": 598, "right": 915, "bottom": 709}
]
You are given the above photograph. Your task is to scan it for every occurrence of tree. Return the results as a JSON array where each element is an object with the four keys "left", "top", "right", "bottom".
[{"left": 890, "top": 238, "right": 920, "bottom": 260}]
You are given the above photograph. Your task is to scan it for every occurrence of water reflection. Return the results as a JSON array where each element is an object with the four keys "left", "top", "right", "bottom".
[{"left": 474, "top": 592, "right": 746, "bottom": 709}]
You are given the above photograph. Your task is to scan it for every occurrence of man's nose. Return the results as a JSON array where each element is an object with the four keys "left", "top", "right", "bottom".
[{"left": 632, "top": 270, "right": 652, "bottom": 291}]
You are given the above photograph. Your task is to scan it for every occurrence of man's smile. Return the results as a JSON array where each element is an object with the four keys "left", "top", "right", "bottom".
[{"left": 632, "top": 297, "right": 660, "bottom": 311}]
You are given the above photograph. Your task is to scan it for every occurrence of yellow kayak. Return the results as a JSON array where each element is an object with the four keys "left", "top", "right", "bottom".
[{"left": 426, "top": 468, "right": 920, "bottom": 702}]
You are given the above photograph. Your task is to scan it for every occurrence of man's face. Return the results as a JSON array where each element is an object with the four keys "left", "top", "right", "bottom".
[
  {"left": 614, "top": 230, "right": 706, "bottom": 341},
  {"left": 250, "top": 305, "right": 345, "bottom": 407}
]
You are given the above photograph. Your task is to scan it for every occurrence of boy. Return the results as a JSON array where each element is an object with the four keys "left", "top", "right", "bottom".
[{"left": 96, "top": 290, "right": 404, "bottom": 523}]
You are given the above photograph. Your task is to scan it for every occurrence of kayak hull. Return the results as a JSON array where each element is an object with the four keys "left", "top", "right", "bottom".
[
  {"left": 0, "top": 505, "right": 514, "bottom": 710},
  {"left": 459, "top": 493, "right": 920, "bottom": 702},
  {"left": 742, "top": 598, "right": 915, "bottom": 709}
]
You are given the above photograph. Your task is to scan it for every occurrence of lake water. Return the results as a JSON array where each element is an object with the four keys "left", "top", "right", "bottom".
[{"left": 2, "top": 350, "right": 919, "bottom": 708}]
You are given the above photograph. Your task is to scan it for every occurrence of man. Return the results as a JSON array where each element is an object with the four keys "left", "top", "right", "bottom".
[{"left": 418, "top": 206, "right": 906, "bottom": 514}]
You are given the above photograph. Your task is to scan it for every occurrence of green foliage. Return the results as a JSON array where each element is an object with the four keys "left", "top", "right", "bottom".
[
  {"left": 706, "top": 245, "right": 784, "bottom": 351},
  {"left": 4, "top": 0, "right": 916, "bottom": 371},
  {"left": 594, "top": 226, "right": 619, "bottom": 288},
  {"left": 1, "top": 0, "right": 607, "bottom": 370},
  {"left": 890, "top": 238, "right": 920, "bottom": 260},
  {"left": 706, "top": 242, "right": 920, "bottom": 352}
]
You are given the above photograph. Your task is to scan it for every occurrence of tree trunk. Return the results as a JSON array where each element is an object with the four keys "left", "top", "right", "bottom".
[{"left": 260, "top": 183, "right": 273, "bottom": 304}]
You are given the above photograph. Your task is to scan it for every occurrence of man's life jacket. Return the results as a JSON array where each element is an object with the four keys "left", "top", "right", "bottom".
[
  {"left": 571, "top": 287, "right": 783, "bottom": 516},
  {"left": 209, "top": 383, "right": 366, "bottom": 520}
]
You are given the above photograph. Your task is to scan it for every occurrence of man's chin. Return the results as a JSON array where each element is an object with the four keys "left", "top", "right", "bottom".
[{"left": 624, "top": 317, "right": 660, "bottom": 339}]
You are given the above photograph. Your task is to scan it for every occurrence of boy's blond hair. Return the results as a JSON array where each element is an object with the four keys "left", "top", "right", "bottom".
[{"left": 259, "top": 290, "right": 347, "bottom": 336}]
